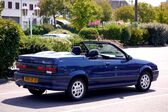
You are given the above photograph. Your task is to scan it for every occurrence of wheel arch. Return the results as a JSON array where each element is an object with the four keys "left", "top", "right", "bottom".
[
  {"left": 67, "top": 74, "right": 89, "bottom": 90},
  {"left": 140, "top": 66, "right": 153, "bottom": 81}
]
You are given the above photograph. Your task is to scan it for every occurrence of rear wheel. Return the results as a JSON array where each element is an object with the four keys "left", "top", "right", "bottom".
[
  {"left": 28, "top": 88, "right": 45, "bottom": 96},
  {"left": 136, "top": 72, "right": 151, "bottom": 92},
  {"left": 67, "top": 79, "right": 86, "bottom": 101}
]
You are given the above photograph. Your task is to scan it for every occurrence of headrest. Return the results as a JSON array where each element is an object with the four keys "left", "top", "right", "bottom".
[
  {"left": 72, "top": 46, "right": 82, "bottom": 55},
  {"left": 88, "top": 49, "right": 100, "bottom": 58}
]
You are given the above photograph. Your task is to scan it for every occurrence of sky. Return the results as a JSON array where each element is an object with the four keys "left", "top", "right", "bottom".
[{"left": 126, "top": 0, "right": 167, "bottom": 6}]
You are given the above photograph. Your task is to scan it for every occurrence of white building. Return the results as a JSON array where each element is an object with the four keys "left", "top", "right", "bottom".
[{"left": 1, "top": 0, "right": 41, "bottom": 30}]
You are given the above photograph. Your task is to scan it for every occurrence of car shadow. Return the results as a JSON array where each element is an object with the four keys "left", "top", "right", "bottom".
[
  {"left": 2, "top": 87, "right": 155, "bottom": 109},
  {"left": 0, "top": 79, "right": 8, "bottom": 85}
]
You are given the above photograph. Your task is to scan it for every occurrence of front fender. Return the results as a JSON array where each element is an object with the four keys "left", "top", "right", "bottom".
[{"left": 139, "top": 65, "right": 152, "bottom": 74}]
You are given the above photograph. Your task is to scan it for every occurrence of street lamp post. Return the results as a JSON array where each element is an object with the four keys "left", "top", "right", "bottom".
[
  {"left": 20, "top": 0, "right": 23, "bottom": 29},
  {"left": 134, "top": 0, "right": 138, "bottom": 22},
  {"left": 22, "top": 6, "right": 40, "bottom": 38},
  {"left": 22, "top": 5, "right": 28, "bottom": 31}
]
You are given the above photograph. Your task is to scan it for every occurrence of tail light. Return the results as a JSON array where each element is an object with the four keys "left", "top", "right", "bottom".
[
  {"left": 37, "top": 65, "right": 57, "bottom": 74},
  {"left": 37, "top": 66, "right": 46, "bottom": 71},
  {"left": 16, "top": 63, "right": 27, "bottom": 69},
  {"left": 16, "top": 62, "right": 57, "bottom": 74}
]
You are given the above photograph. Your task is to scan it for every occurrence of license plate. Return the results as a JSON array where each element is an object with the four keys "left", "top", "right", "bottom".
[{"left": 24, "top": 77, "right": 38, "bottom": 83}]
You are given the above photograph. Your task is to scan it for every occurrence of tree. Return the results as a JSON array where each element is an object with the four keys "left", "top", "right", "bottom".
[
  {"left": 39, "top": 0, "right": 65, "bottom": 27},
  {"left": 155, "top": 3, "right": 168, "bottom": 24},
  {"left": 114, "top": 6, "right": 134, "bottom": 22},
  {"left": 0, "top": 19, "right": 24, "bottom": 78},
  {"left": 138, "top": 2, "right": 156, "bottom": 23},
  {"left": 96, "top": 0, "right": 113, "bottom": 22},
  {"left": 0, "top": 1, "right": 4, "bottom": 16},
  {"left": 69, "top": 0, "right": 102, "bottom": 30}
]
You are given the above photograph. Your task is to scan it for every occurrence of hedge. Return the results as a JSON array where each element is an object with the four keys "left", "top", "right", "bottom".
[
  {"left": 120, "top": 27, "right": 131, "bottom": 45},
  {"left": 79, "top": 28, "right": 99, "bottom": 40},
  {"left": 24, "top": 24, "right": 55, "bottom": 35},
  {"left": 0, "top": 19, "right": 25, "bottom": 78},
  {"left": 68, "top": 34, "right": 84, "bottom": 46},
  {"left": 142, "top": 23, "right": 168, "bottom": 46},
  {"left": 129, "top": 27, "right": 148, "bottom": 46},
  {"left": 20, "top": 36, "right": 72, "bottom": 55},
  {"left": 98, "top": 24, "right": 122, "bottom": 40},
  {"left": 97, "top": 24, "right": 152, "bottom": 46}
]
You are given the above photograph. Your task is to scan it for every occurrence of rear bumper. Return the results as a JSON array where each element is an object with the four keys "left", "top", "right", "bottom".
[
  {"left": 14, "top": 72, "right": 70, "bottom": 91},
  {"left": 152, "top": 70, "right": 159, "bottom": 81}
]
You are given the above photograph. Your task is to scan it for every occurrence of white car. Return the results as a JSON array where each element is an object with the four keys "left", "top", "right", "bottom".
[{"left": 43, "top": 34, "right": 71, "bottom": 38}]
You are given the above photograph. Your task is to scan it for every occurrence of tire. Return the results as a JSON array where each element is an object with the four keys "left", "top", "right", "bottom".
[
  {"left": 67, "top": 79, "right": 86, "bottom": 101},
  {"left": 28, "top": 88, "right": 45, "bottom": 96},
  {"left": 135, "top": 72, "right": 152, "bottom": 92}
]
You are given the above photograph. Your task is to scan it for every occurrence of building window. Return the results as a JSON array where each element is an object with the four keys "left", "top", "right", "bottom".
[
  {"left": 8, "top": 2, "right": 12, "bottom": 9},
  {"left": 15, "top": 2, "right": 19, "bottom": 9},
  {"left": 23, "top": 3, "right": 27, "bottom": 6},
  {"left": 29, "top": 4, "right": 33, "bottom": 10},
  {"left": 2, "top": 1, "right": 5, "bottom": 8}
]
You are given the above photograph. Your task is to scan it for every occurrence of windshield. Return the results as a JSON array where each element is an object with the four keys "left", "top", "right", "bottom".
[{"left": 84, "top": 43, "right": 126, "bottom": 58}]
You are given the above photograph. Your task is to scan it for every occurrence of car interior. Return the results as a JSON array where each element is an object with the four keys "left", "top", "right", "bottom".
[{"left": 72, "top": 45, "right": 126, "bottom": 60}]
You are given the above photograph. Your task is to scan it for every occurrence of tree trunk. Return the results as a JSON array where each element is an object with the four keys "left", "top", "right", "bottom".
[{"left": 53, "top": 14, "right": 56, "bottom": 28}]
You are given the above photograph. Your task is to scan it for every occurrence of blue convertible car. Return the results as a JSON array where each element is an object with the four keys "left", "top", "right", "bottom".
[{"left": 15, "top": 41, "right": 159, "bottom": 100}]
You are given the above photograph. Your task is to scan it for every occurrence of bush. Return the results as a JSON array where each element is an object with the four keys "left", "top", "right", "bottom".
[
  {"left": 20, "top": 36, "right": 72, "bottom": 55},
  {"left": 107, "top": 25, "right": 122, "bottom": 40},
  {"left": 0, "top": 19, "right": 24, "bottom": 78},
  {"left": 24, "top": 24, "right": 54, "bottom": 35},
  {"left": 20, "top": 36, "right": 52, "bottom": 54},
  {"left": 62, "top": 24, "right": 78, "bottom": 33},
  {"left": 79, "top": 28, "right": 99, "bottom": 39},
  {"left": 42, "top": 24, "right": 55, "bottom": 34},
  {"left": 98, "top": 24, "right": 122, "bottom": 40},
  {"left": 128, "top": 27, "right": 148, "bottom": 46},
  {"left": 142, "top": 23, "right": 168, "bottom": 46},
  {"left": 121, "top": 27, "right": 131, "bottom": 45},
  {"left": 68, "top": 34, "right": 84, "bottom": 46}
]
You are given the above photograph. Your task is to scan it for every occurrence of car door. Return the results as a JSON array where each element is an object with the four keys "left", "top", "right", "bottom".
[
  {"left": 101, "top": 44, "right": 139, "bottom": 84},
  {"left": 105, "top": 59, "right": 139, "bottom": 84},
  {"left": 86, "top": 58, "right": 117, "bottom": 87}
]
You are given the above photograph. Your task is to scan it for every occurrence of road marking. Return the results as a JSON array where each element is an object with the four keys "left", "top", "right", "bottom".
[{"left": 63, "top": 93, "right": 168, "bottom": 112}]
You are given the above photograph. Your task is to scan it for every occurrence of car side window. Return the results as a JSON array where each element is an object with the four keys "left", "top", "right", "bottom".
[
  {"left": 99, "top": 44, "right": 125, "bottom": 58},
  {"left": 83, "top": 43, "right": 126, "bottom": 60}
]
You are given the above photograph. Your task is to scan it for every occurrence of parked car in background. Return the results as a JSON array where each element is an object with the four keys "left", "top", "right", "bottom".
[
  {"left": 14, "top": 41, "right": 159, "bottom": 100},
  {"left": 43, "top": 34, "right": 71, "bottom": 39},
  {"left": 55, "top": 24, "right": 62, "bottom": 29}
]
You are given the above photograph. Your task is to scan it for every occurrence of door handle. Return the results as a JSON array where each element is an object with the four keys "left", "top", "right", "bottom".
[
  {"left": 114, "top": 66, "right": 118, "bottom": 69},
  {"left": 105, "top": 62, "right": 111, "bottom": 66}
]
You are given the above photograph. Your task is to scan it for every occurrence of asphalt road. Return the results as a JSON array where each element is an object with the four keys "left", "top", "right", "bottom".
[{"left": 0, "top": 47, "right": 168, "bottom": 112}]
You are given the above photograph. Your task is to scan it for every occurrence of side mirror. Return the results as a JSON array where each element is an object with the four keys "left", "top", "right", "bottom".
[{"left": 127, "top": 55, "right": 132, "bottom": 61}]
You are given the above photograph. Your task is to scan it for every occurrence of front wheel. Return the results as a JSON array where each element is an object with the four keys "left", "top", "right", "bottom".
[
  {"left": 67, "top": 79, "right": 86, "bottom": 101},
  {"left": 135, "top": 72, "right": 152, "bottom": 92},
  {"left": 28, "top": 88, "right": 45, "bottom": 96}
]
